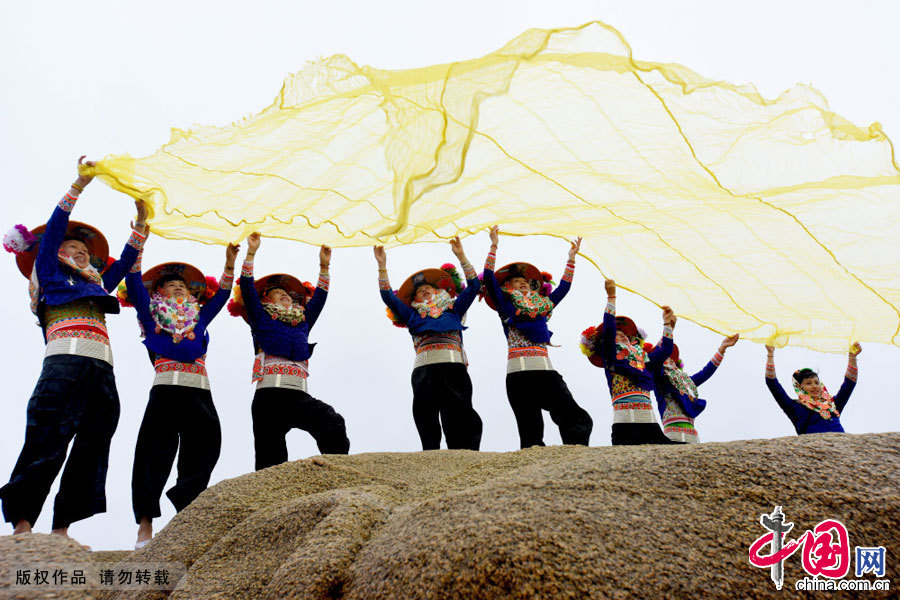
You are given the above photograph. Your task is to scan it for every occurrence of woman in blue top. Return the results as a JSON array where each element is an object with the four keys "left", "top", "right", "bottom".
[
  {"left": 1, "top": 157, "right": 147, "bottom": 543},
  {"left": 764, "top": 342, "right": 861, "bottom": 434},
  {"left": 374, "top": 237, "right": 483, "bottom": 450},
  {"left": 125, "top": 243, "right": 237, "bottom": 548},
  {"left": 648, "top": 334, "right": 738, "bottom": 443},
  {"left": 236, "top": 233, "right": 349, "bottom": 469},
  {"left": 482, "top": 226, "right": 592, "bottom": 448}
]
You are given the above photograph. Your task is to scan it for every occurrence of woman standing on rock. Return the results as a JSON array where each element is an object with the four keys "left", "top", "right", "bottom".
[
  {"left": 481, "top": 226, "right": 592, "bottom": 448},
  {"left": 648, "top": 334, "right": 739, "bottom": 443},
  {"left": 232, "top": 233, "right": 349, "bottom": 469},
  {"left": 0, "top": 157, "right": 147, "bottom": 544},
  {"left": 124, "top": 243, "right": 237, "bottom": 549},
  {"left": 764, "top": 342, "right": 861, "bottom": 434},
  {"left": 374, "top": 237, "right": 483, "bottom": 451},
  {"left": 580, "top": 279, "right": 676, "bottom": 445}
]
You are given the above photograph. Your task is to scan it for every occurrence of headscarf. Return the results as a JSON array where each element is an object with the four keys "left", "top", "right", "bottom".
[
  {"left": 792, "top": 371, "right": 840, "bottom": 419},
  {"left": 503, "top": 287, "right": 554, "bottom": 319},
  {"left": 663, "top": 357, "right": 699, "bottom": 399},
  {"left": 262, "top": 300, "right": 306, "bottom": 326},
  {"left": 149, "top": 291, "right": 200, "bottom": 343},
  {"left": 411, "top": 288, "right": 455, "bottom": 318}
]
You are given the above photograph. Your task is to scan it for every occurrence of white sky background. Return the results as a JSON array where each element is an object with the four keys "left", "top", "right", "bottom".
[{"left": 1, "top": 1, "right": 898, "bottom": 551}]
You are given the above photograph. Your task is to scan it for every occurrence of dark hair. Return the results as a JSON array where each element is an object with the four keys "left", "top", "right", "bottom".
[
  {"left": 793, "top": 368, "right": 818, "bottom": 384},
  {"left": 264, "top": 286, "right": 288, "bottom": 298},
  {"left": 62, "top": 235, "right": 89, "bottom": 248},
  {"left": 155, "top": 273, "right": 188, "bottom": 291}
]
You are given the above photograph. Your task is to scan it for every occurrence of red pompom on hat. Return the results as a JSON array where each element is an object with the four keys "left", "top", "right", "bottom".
[{"left": 580, "top": 315, "right": 642, "bottom": 368}]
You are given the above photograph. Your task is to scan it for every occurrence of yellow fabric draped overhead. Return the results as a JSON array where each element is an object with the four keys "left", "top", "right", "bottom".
[{"left": 81, "top": 22, "right": 900, "bottom": 352}]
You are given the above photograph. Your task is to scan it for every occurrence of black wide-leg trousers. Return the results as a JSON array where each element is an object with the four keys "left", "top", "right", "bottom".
[
  {"left": 0, "top": 355, "right": 119, "bottom": 530},
  {"left": 506, "top": 370, "right": 593, "bottom": 448},
  {"left": 251, "top": 386, "right": 350, "bottom": 470},
  {"left": 411, "top": 363, "right": 482, "bottom": 451},
  {"left": 131, "top": 384, "right": 221, "bottom": 523}
]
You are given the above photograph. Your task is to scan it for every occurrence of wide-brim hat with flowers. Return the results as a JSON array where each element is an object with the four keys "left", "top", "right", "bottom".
[
  {"left": 147, "top": 261, "right": 219, "bottom": 301},
  {"left": 10, "top": 221, "right": 110, "bottom": 279},
  {"left": 227, "top": 273, "right": 315, "bottom": 322},
  {"left": 484, "top": 262, "right": 548, "bottom": 311},
  {"left": 579, "top": 315, "right": 641, "bottom": 368},
  {"left": 397, "top": 268, "right": 457, "bottom": 306}
]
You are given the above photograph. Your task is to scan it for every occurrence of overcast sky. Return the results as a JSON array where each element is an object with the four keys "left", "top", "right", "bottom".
[{"left": 1, "top": 0, "right": 898, "bottom": 551}]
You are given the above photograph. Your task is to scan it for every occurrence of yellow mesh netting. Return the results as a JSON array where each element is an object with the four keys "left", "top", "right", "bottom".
[{"left": 81, "top": 21, "right": 900, "bottom": 352}]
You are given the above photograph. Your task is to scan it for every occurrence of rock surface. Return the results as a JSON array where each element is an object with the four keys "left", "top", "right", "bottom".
[{"left": 3, "top": 433, "right": 898, "bottom": 599}]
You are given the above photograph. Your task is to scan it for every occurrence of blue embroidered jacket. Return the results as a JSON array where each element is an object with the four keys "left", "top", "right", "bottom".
[
  {"left": 765, "top": 376, "right": 855, "bottom": 434},
  {"left": 126, "top": 271, "right": 230, "bottom": 363},
  {"left": 649, "top": 359, "right": 719, "bottom": 420},
  {"left": 35, "top": 197, "right": 140, "bottom": 331},
  {"left": 482, "top": 269, "right": 571, "bottom": 344},
  {"left": 600, "top": 306, "right": 672, "bottom": 393},
  {"left": 240, "top": 273, "right": 327, "bottom": 362},
  {"left": 380, "top": 275, "right": 481, "bottom": 337}
]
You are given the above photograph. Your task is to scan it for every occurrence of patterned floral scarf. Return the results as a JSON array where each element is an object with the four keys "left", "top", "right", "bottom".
[
  {"left": 262, "top": 300, "right": 306, "bottom": 326},
  {"left": 149, "top": 291, "right": 200, "bottom": 343},
  {"left": 663, "top": 358, "right": 699, "bottom": 400},
  {"left": 792, "top": 376, "right": 839, "bottom": 419},
  {"left": 28, "top": 249, "right": 104, "bottom": 315},
  {"left": 615, "top": 340, "right": 646, "bottom": 370},
  {"left": 504, "top": 287, "right": 554, "bottom": 319},
  {"left": 411, "top": 288, "right": 454, "bottom": 318}
]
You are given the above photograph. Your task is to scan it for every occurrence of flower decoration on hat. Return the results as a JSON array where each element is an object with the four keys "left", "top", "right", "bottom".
[{"left": 3, "top": 225, "right": 37, "bottom": 255}]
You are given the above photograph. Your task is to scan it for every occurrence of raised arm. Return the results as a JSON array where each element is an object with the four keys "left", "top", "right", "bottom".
[
  {"left": 239, "top": 233, "right": 268, "bottom": 324},
  {"left": 549, "top": 236, "right": 580, "bottom": 305},
  {"left": 833, "top": 342, "right": 861, "bottom": 413},
  {"left": 482, "top": 226, "right": 516, "bottom": 319},
  {"left": 448, "top": 236, "right": 481, "bottom": 315},
  {"left": 647, "top": 305, "right": 676, "bottom": 365},
  {"left": 692, "top": 334, "right": 739, "bottom": 386},
  {"left": 102, "top": 200, "right": 149, "bottom": 291},
  {"left": 375, "top": 245, "right": 414, "bottom": 323},
  {"left": 36, "top": 158, "right": 95, "bottom": 284},
  {"left": 305, "top": 244, "right": 331, "bottom": 329},
  {"left": 763, "top": 345, "right": 800, "bottom": 420},
  {"left": 600, "top": 278, "right": 618, "bottom": 363},
  {"left": 199, "top": 242, "right": 238, "bottom": 325}
]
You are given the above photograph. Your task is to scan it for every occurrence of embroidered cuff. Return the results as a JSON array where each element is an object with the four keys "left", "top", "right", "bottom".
[
  {"left": 317, "top": 271, "right": 330, "bottom": 291},
  {"left": 605, "top": 300, "right": 616, "bottom": 315},
  {"left": 484, "top": 251, "right": 496, "bottom": 273},
  {"left": 461, "top": 261, "right": 476, "bottom": 281},
  {"left": 219, "top": 271, "right": 235, "bottom": 291},
  {"left": 711, "top": 351, "right": 724, "bottom": 367},
  {"left": 58, "top": 192, "right": 78, "bottom": 213},
  {"left": 845, "top": 363, "right": 858, "bottom": 382},
  {"left": 130, "top": 247, "right": 144, "bottom": 274},
  {"left": 765, "top": 357, "right": 776, "bottom": 379},
  {"left": 562, "top": 260, "right": 575, "bottom": 283},
  {"left": 241, "top": 260, "right": 254, "bottom": 278},
  {"left": 662, "top": 325, "right": 674, "bottom": 339},
  {"left": 379, "top": 273, "right": 391, "bottom": 292},
  {"left": 127, "top": 228, "right": 147, "bottom": 252}
]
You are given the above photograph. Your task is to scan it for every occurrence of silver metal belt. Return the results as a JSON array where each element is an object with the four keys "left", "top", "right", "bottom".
[
  {"left": 414, "top": 348, "right": 465, "bottom": 368},
  {"left": 665, "top": 429, "right": 699, "bottom": 443},
  {"left": 612, "top": 407, "right": 658, "bottom": 424},
  {"left": 153, "top": 370, "right": 210, "bottom": 389},
  {"left": 256, "top": 373, "right": 308, "bottom": 391},
  {"left": 45, "top": 337, "right": 113, "bottom": 366},
  {"left": 506, "top": 355, "right": 553, "bottom": 373}
]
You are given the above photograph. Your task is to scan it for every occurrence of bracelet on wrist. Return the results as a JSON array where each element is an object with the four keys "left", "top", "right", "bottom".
[{"left": 70, "top": 182, "right": 84, "bottom": 192}]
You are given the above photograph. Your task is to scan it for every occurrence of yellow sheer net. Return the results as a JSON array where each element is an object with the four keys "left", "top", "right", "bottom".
[{"left": 81, "top": 22, "right": 900, "bottom": 352}]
